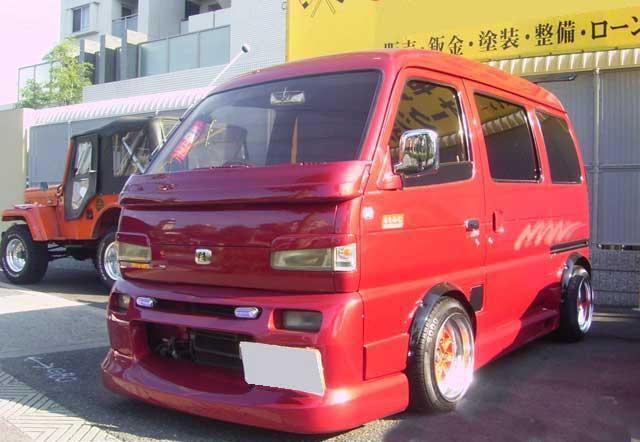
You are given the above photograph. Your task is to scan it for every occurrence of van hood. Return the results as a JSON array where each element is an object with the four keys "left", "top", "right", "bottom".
[
  {"left": 117, "top": 161, "right": 368, "bottom": 292},
  {"left": 120, "top": 161, "right": 371, "bottom": 207}
]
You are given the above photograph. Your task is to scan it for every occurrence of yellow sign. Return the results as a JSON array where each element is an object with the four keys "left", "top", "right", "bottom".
[{"left": 288, "top": 1, "right": 640, "bottom": 62}]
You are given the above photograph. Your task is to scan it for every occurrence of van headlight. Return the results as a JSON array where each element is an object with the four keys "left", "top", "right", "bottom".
[
  {"left": 271, "top": 244, "right": 356, "bottom": 272},
  {"left": 117, "top": 241, "right": 152, "bottom": 268}
]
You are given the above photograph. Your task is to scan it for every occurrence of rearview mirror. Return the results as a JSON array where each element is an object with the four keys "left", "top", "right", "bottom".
[{"left": 394, "top": 129, "right": 439, "bottom": 175}]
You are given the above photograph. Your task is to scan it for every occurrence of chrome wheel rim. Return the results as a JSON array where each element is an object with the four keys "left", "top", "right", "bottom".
[
  {"left": 5, "top": 238, "right": 27, "bottom": 273},
  {"left": 104, "top": 241, "right": 121, "bottom": 281},
  {"left": 577, "top": 279, "right": 594, "bottom": 333},
  {"left": 432, "top": 313, "right": 475, "bottom": 402}
]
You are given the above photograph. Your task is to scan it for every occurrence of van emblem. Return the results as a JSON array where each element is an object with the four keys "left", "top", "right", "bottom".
[{"left": 195, "top": 248, "right": 212, "bottom": 265}]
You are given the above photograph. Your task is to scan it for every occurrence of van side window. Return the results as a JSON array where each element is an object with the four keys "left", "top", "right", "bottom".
[
  {"left": 475, "top": 94, "right": 540, "bottom": 182},
  {"left": 537, "top": 112, "right": 582, "bottom": 184},
  {"left": 390, "top": 80, "right": 471, "bottom": 187}
]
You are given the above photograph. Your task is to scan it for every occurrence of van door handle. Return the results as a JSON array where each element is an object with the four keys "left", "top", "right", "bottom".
[{"left": 465, "top": 219, "right": 480, "bottom": 231}]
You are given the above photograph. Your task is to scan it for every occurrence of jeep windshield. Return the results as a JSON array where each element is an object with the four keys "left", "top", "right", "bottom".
[{"left": 147, "top": 71, "right": 380, "bottom": 174}]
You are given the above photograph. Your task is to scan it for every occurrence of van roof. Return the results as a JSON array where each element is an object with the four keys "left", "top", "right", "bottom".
[{"left": 216, "top": 50, "right": 564, "bottom": 112}]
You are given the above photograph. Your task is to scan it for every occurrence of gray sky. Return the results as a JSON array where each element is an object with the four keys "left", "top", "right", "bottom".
[{"left": 0, "top": 0, "right": 61, "bottom": 105}]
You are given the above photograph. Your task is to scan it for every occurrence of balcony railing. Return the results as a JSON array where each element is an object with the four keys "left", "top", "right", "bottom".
[
  {"left": 138, "top": 26, "right": 230, "bottom": 77},
  {"left": 112, "top": 14, "right": 138, "bottom": 38},
  {"left": 17, "top": 62, "right": 53, "bottom": 100}
]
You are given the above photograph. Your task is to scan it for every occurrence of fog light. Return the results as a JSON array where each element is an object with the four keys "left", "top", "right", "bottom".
[
  {"left": 114, "top": 294, "right": 131, "bottom": 312},
  {"left": 280, "top": 310, "right": 322, "bottom": 332},
  {"left": 136, "top": 297, "right": 157, "bottom": 309},
  {"left": 234, "top": 307, "right": 261, "bottom": 319}
]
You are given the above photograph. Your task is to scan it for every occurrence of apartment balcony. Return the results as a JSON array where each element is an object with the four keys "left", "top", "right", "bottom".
[
  {"left": 138, "top": 26, "right": 230, "bottom": 77},
  {"left": 17, "top": 63, "right": 53, "bottom": 101},
  {"left": 180, "top": 8, "right": 232, "bottom": 35},
  {"left": 112, "top": 14, "right": 138, "bottom": 38}
]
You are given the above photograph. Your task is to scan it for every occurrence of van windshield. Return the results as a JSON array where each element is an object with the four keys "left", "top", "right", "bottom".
[{"left": 147, "top": 71, "right": 380, "bottom": 174}]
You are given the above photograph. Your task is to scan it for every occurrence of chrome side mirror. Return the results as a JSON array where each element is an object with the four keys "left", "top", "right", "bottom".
[{"left": 394, "top": 129, "right": 439, "bottom": 175}]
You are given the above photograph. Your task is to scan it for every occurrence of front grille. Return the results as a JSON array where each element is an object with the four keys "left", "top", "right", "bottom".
[
  {"left": 154, "top": 299, "right": 236, "bottom": 318},
  {"left": 190, "top": 329, "right": 251, "bottom": 369},
  {"left": 146, "top": 323, "right": 251, "bottom": 370}
]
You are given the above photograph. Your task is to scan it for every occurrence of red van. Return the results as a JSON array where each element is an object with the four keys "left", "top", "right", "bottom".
[{"left": 102, "top": 50, "right": 593, "bottom": 434}]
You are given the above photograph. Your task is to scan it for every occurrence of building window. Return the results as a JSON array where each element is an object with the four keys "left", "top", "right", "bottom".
[
  {"left": 475, "top": 94, "right": 540, "bottom": 182},
  {"left": 72, "top": 5, "right": 90, "bottom": 33},
  {"left": 537, "top": 112, "right": 582, "bottom": 183}
]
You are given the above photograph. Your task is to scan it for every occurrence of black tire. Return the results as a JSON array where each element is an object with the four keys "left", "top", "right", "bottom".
[
  {"left": 96, "top": 229, "right": 119, "bottom": 290},
  {"left": 558, "top": 266, "right": 594, "bottom": 342},
  {"left": 409, "top": 297, "right": 475, "bottom": 412},
  {"left": 0, "top": 224, "right": 49, "bottom": 284}
]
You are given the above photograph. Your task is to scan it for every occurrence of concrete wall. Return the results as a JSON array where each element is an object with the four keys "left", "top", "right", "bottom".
[
  {"left": 0, "top": 109, "right": 28, "bottom": 233},
  {"left": 592, "top": 249, "right": 640, "bottom": 308},
  {"left": 138, "top": 0, "right": 184, "bottom": 40}
]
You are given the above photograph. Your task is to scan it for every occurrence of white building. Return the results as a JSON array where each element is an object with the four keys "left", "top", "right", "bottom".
[
  {"left": 21, "top": 0, "right": 286, "bottom": 102},
  {"left": 20, "top": 0, "right": 287, "bottom": 186},
  {"left": 60, "top": 0, "right": 235, "bottom": 42}
]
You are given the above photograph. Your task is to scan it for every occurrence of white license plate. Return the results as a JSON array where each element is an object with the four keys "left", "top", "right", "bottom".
[{"left": 239, "top": 342, "right": 325, "bottom": 396}]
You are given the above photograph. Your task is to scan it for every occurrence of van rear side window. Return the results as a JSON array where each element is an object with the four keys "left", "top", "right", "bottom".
[
  {"left": 537, "top": 112, "right": 582, "bottom": 184},
  {"left": 475, "top": 94, "right": 540, "bottom": 182}
]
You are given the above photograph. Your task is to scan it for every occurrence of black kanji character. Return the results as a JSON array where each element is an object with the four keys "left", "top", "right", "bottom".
[
  {"left": 535, "top": 23, "right": 554, "bottom": 46},
  {"left": 404, "top": 39, "right": 417, "bottom": 49},
  {"left": 557, "top": 20, "right": 576, "bottom": 44},
  {"left": 500, "top": 27, "right": 520, "bottom": 49},
  {"left": 479, "top": 30, "right": 498, "bottom": 51},
  {"left": 448, "top": 35, "right": 464, "bottom": 55},
  {"left": 428, "top": 36, "right": 445, "bottom": 52}
]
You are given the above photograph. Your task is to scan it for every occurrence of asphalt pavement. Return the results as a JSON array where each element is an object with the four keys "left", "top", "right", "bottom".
[{"left": 0, "top": 258, "right": 639, "bottom": 442}]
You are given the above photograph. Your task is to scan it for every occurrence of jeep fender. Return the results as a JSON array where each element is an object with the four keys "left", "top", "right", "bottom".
[{"left": 2, "top": 206, "right": 59, "bottom": 241}]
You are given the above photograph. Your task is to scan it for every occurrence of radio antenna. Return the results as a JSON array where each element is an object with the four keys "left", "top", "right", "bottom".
[{"left": 208, "top": 43, "right": 251, "bottom": 88}]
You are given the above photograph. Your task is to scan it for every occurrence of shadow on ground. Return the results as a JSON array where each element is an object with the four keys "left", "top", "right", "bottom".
[
  {"left": 0, "top": 258, "right": 109, "bottom": 308},
  {"left": 0, "top": 311, "right": 638, "bottom": 441}
]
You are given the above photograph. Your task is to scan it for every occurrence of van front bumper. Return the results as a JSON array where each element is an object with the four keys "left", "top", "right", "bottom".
[{"left": 102, "top": 279, "right": 409, "bottom": 434}]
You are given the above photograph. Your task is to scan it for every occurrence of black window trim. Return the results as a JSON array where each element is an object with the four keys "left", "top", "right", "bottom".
[
  {"left": 393, "top": 76, "right": 475, "bottom": 188},
  {"left": 474, "top": 92, "right": 543, "bottom": 185},
  {"left": 535, "top": 110, "right": 583, "bottom": 185}
]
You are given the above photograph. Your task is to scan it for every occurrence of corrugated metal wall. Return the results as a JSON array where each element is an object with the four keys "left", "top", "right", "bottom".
[
  {"left": 599, "top": 70, "right": 640, "bottom": 246},
  {"left": 543, "top": 69, "right": 640, "bottom": 247},
  {"left": 542, "top": 69, "right": 640, "bottom": 306}
]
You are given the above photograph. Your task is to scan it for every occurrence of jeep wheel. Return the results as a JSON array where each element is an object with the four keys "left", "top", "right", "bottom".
[
  {"left": 409, "top": 297, "right": 475, "bottom": 412},
  {"left": 96, "top": 229, "right": 120, "bottom": 289},
  {"left": 558, "top": 266, "right": 594, "bottom": 342},
  {"left": 1, "top": 225, "right": 49, "bottom": 284}
]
